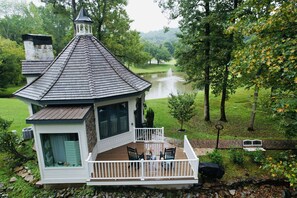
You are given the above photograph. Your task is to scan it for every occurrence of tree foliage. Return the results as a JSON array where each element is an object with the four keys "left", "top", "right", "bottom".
[
  {"left": 41, "top": 0, "right": 150, "bottom": 65},
  {"left": 228, "top": 0, "right": 297, "bottom": 133},
  {"left": 0, "top": 36, "right": 24, "bottom": 90},
  {"left": 159, "top": 0, "right": 237, "bottom": 122},
  {"left": 143, "top": 40, "right": 171, "bottom": 64},
  {"left": 0, "top": 117, "right": 33, "bottom": 165},
  {"left": 168, "top": 93, "right": 196, "bottom": 130},
  {"left": 263, "top": 152, "right": 297, "bottom": 189}
]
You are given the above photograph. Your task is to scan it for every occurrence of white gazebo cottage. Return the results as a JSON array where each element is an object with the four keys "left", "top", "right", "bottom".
[{"left": 14, "top": 8, "right": 198, "bottom": 187}]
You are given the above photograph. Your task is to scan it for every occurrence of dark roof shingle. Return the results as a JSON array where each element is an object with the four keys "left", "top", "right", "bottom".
[
  {"left": 14, "top": 35, "right": 151, "bottom": 104},
  {"left": 22, "top": 60, "right": 51, "bottom": 75}
]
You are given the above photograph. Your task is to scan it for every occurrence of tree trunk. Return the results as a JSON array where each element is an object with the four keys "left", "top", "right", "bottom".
[
  {"left": 219, "top": 64, "right": 228, "bottom": 122},
  {"left": 248, "top": 85, "right": 259, "bottom": 131},
  {"left": 71, "top": 0, "right": 77, "bottom": 36},
  {"left": 204, "top": 0, "right": 211, "bottom": 122},
  {"left": 97, "top": 0, "right": 108, "bottom": 41},
  {"left": 219, "top": 0, "right": 239, "bottom": 122}
]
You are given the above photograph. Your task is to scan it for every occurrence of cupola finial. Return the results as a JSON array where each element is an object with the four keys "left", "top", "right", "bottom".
[{"left": 74, "top": 7, "right": 93, "bottom": 35}]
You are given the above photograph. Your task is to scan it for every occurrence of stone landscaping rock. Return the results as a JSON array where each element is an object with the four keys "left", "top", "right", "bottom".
[
  {"left": 24, "top": 174, "right": 34, "bottom": 183},
  {"left": 229, "top": 189, "right": 236, "bottom": 196},
  {"left": 20, "top": 171, "right": 29, "bottom": 178},
  {"left": 14, "top": 166, "right": 23, "bottom": 172},
  {"left": 9, "top": 177, "right": 17, "bottom": 183}
]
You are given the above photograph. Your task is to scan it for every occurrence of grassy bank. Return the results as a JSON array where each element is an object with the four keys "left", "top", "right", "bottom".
[
  {"left": 146, "top": 87, "right": 284, "bottom": 140},
  {"left": 129, "top": 63, "right": 178, "bottom": 74},
  {"left": 0, "top": 98, "right": 30, "bottom": 133}
]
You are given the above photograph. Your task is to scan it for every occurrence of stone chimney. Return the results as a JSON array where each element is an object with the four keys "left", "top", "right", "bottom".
[
  {"left": 21, "top": 34, "right": 54, "bottom": 84},
  {"left": 22, "top": 34, "right": 54, "bottom": 61}
]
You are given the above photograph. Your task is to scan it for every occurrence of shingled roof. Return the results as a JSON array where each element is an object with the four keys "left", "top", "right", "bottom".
[
  {"left": 14, "top": 35, "right": 151, "bottom": 104},
  {"left": 22, "top": 60, "right": 51, "bottom": 75}
]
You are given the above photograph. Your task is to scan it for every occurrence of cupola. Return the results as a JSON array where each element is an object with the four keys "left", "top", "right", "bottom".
[{"left": 74, "top": 7, "right": 93, "bottom": 35}]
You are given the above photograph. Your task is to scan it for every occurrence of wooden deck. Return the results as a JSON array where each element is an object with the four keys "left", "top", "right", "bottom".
[
  {"left": 96, "top": 142, "right": 187, "bottom": 161},
  {"left": 86, "top": 135, "right": 199, "bottom": 186}
]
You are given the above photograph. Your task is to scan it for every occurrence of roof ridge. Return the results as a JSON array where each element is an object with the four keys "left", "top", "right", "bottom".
[
  {"left": 39, "top": 36, "right": 80, "bottom": 100},
  {"left": 90, "top": 36, "right": 139, "bottom": 91},
  {"left": 84, "top": 36, "right": 95, "bottom": 97}
]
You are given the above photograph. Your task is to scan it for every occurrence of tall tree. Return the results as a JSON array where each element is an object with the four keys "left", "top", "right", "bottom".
[
  {"left": 0, "top": 2, "right": 46, "bottom": 44},
  {"left": 229, "top": 0, "right": 297, "bottom": 131},
  {"left": 159, "top": 0, "right": 236, "bottom": 122},
  {"left": 39, "top": 4, "right": 72, "bottom": 54},
  {"left": 42, "top": 0, "right": 150, "bottom": 66},
  {"left": 0, "top": 36, "right": 24, "bottom": 90}
]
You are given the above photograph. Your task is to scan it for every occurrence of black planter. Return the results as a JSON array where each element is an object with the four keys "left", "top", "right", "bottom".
[{"left": 178, "top": 129, "right": 186, "bottom": 132}]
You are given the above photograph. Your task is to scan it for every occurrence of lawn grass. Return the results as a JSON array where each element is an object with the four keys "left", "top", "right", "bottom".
[
  {"left": 129, "top": 63, "right": 179, "bottom": 74},
  {"left": 146, "top": 87, "right": 284, "bottom": 140},
  {"left": 0, "top": 98, "right": 30, "bottom": 133}
]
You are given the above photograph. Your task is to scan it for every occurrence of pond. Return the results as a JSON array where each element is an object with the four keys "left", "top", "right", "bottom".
[{"left": 142, "top": 68, "right": 193, "bottom": 100}]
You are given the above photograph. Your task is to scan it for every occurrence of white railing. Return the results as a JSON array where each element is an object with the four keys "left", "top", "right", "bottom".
[
  {"left": 134, "top": 127, "right": 164, "bottom": 142},
  {"left": 86, "top": 133, "right": 199, "bottom": 182},
  {"left": 86, "top": 159, "right": 197, "bottom": 180},
  {"left": 183, "top": 135, "right": 199, "bottom": 179}
]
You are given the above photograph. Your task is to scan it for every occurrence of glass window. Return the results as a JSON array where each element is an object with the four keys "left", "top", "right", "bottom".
[
  {"left": 40, "top": 133, "right": 82, "bottom": 167},
  {"left": 98, "top": 102, "right": 129, "bottom": 139}
]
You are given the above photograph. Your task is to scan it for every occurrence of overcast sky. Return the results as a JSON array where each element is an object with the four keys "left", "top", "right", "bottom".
[
  {"left": 126, "top": 0, "right": 179, "bottom": 33},
  {"left": 21, "top": 0, "right": 179, "bottom": 33}
]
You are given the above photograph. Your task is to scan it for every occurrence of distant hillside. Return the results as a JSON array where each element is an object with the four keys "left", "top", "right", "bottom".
[{"left": 141, "top": 28, "right": 180, "bottom": 44}]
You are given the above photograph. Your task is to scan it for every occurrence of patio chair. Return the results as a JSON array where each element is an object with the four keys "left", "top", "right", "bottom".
[
  {"left": 160, "top": 147, "right": 176, "bottom": 170},
  {"left": 127, "top": 146, "right": 144, "bottom": 169}
]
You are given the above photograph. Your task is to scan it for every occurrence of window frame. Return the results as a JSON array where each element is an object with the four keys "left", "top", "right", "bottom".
[
  {"left": 40, "top": 132, "right": 83, "bottom": 168},
  {"left": 97, "top": 102, "right": 129, "bottom": 140}
]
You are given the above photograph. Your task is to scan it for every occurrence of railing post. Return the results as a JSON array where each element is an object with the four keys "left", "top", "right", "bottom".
[
  {"left": 140, "top": 159, "right": 144, "bottom": 180},
  {"left": 85, "top": 153, "right": 92, "bottom": 181},
  {"left": 183, "top": 135, "right": 187, "bottom": 153},
  {"left": 162, "top": 127, "right": 164, "bottom": 142},
  {"left": 133, "top": 127, "right": 136, "bottom": 143}
]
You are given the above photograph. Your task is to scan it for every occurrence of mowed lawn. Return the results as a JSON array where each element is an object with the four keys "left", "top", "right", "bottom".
[
  {"left": 147, "top": 88, "right": 284, "bottom": 140},
  {"left": 0, "top": 87, "right": 284, "bottom": 140},
  {"left": 0, "top": 98, "right": 30, "bottom": 133}
]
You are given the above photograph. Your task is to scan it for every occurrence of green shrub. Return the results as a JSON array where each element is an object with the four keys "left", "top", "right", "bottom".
[
  {"left": 208, "top": 149, "right": 223, "bottom": 165},
  {"left": 263, "top": 152, "right": 297, "bottom": 189},
  {"left": 0, "top": 117, "right": 33, "bottom": 167},
  {"left": 229, "top": 149, "right": 244, "bottom": 165},
  {"left": 248, "top": 150, "right": 265, "bottom": 164},
  {"left": 145, "top": 107, "right": 155, "bottom": 127}
]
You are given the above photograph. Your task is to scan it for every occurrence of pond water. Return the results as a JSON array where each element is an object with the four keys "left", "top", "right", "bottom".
[{"left": 142, "top": 68, "right": 193, "bottom": 100}]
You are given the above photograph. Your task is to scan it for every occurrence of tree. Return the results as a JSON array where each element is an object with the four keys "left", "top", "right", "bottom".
[
  {"left": 163, "top": 41, "right": 175, "bottom": 57},
  {"left": 0, "top": 2, "right": 46, "bottom": 44},
  {"left": 168, "top": 93, "right": 196, "bottom": 131},
  {"left": 40, "top": 0, "right": 151, "bottom": 66},
  {"left": 143, "top": 40, "right": 157, "bottom": 64},
  {"left": 0, "top": 36, "right": 24, "bottom": 90},
  {"left": 159, "top": 0, "right": 237, "bottom": 122},
  {"left": 0, "top": 117, "right": 33, "bottom": 164},
  {"left": 39, "top": 4, "right": 72, "bottom": 54},
  {"left": 228, "top": 0, "right": 297, "bottom": 131},
  {"left": 154, "top": 45, "right": 171, "bottom": 64}
]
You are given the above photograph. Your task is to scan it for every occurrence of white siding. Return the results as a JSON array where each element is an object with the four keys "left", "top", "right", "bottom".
[{"left": 33, "top": 123, "right": 89, "bottom": 184}]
